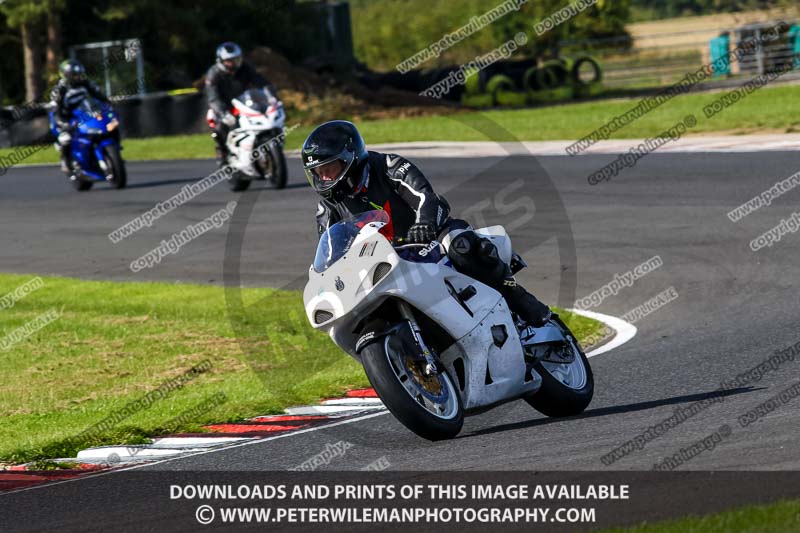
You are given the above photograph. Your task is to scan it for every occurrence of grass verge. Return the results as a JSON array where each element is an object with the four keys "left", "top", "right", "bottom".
[
  {"left": 1, "top": 84, "right": 798, "bottom": 166},
  {"left": 0, "top": 273, "right": 605, "bottom": 464},
  {"left": 602, "top": 499, "right": 800, "bottom": 532}
]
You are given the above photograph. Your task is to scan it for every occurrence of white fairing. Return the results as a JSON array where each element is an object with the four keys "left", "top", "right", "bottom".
[
  {"left": 303, "top": 220, "right": 543, "bottom": 411},
  {"left": 226, "top": 91, "right": 286, "bottom": 177}
]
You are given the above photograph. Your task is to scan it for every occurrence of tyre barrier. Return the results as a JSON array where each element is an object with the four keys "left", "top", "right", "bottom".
[
  {"left": 536, "top": 60, "right": 570, "bottom": 90},
  {"left": 571, "top": 55, "right": 603, "bottom": 85},
  {"left": 461, "top": 55, "right": 603, "bottom": 109},
  {"left": 485, "top": 74, "right": 516, "bottom": 106}
]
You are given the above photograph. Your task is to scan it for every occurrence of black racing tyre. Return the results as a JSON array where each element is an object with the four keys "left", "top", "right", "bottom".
[
  {"left": 71, "top": 178, "right": 93, "bottom": 191},
  {"left": 228, "top": 171, "right": 251, "bottom": 192},
  {"left": 524, "top": 316, "right": 594, "bottom": 417},
  {"left": 104, "top": 144, "right": 127, "bottom": 189},
  {"left": 268, "top": 145, "right": 287, "bottom": 189},
  {"left": 362, "top": 334, "right": 463, "bottom": 441}
]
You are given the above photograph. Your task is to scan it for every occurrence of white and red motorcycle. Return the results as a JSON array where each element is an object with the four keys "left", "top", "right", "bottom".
[
  {"left": 210, "top": 88, "right": 287, "bottom": 191},
  {"left": 303, "top": 210, "right": 593, "bottom": 440}
]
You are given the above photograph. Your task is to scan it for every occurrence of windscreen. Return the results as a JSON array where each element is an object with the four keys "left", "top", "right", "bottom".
[
  {"left": 313, "top": 210, "right": 390, "bottom": 273},
  {"left": 239, "top": 89, "right": 270, "bottom": 113}
]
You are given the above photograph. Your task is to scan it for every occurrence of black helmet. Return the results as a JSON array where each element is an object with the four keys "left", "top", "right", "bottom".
[
  {"left": 302, "top": 120, "right": 369, "bottom": 202},
  {"left": 59, "top": 59, "right": 86, "bottom": 86},
  {"left": 216, "top": 42, "right": 243, "bottom": 74}
]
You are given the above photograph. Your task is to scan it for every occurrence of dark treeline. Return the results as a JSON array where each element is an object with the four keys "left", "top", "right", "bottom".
[{"left": 0, "top": 0, "right": 322, "bottom": 104}]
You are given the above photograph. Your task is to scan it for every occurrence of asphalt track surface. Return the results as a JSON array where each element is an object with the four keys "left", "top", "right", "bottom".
[{"left": 2, "top": 150, "right": 800, "bottom": 531}]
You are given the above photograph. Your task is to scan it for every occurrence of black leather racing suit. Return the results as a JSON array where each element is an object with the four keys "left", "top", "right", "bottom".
[
  {"left": 204, "top": 62, "right": 277, "bottom": 158},
  {"left": 315, "top": 151, "right": 550, "bottom": 327}
]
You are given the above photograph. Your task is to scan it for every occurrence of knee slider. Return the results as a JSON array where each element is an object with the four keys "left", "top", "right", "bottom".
[
  {"left": 477, "top": 238, "right": 499, "bottom": 262},
  {"left": 448, "top": 233, "right": 476, "bottom": 269}
]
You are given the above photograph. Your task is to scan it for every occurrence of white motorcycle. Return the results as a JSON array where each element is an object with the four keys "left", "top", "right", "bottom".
[
  {"left": 303, "top": 210, "right": 593, "bottom": 440},
  {"left": 216, "top": 88, "right": 287, "bottom": 191}
]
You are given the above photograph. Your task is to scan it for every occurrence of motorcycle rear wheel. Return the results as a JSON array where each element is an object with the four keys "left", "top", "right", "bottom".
[
  {"left": 362, "top": 334, "right": 463, "bottom": 441},
  {"left": 524, "top": 316, "right": 594, "bottom": 417}
]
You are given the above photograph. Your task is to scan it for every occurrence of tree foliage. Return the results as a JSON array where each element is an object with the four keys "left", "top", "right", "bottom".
[
  {"left": 348, "top": 0, "right": 632, "bottom": 71},
  {"left": 629, "top": 0, "right": 797, "bottom": 21}
]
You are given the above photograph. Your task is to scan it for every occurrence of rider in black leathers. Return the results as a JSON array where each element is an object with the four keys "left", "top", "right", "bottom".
[
  {"left": 302, "top": 120, "right": 551, "bottom": 328},
  {"left": 50, "top": 59, "right": 109, "bottom": 174},
  {"left": 205, "top": 41, "right": 278, "bottom": 166}
]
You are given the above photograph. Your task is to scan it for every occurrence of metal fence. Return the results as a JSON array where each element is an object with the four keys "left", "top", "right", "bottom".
[
  {"left": 558, "top": 20, "right": 800, "bottom": 91},
  {"left": 69, "top": 39, "right": 146, "bottom": 97}
]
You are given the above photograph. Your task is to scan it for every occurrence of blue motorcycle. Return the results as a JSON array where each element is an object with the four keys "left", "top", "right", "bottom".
[{"left": 49, "top": 88, "right": 126, "bottom": 191}]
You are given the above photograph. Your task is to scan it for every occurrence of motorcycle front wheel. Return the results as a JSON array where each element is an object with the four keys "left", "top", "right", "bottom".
[
  {"left": 228, "top": 170, "right": 252, "bottom": 192},
  {"left": 362, "top": 333, "right": 463, "bottom": 441},
  {"left": 103, "top": 144, "right": 126, "bottom": 189},
  {"left": 71, "top": 177, "right": 93, "bottom": 191},
  {"left": 267, "top": 144, "right": 287, "bottom": 189}
]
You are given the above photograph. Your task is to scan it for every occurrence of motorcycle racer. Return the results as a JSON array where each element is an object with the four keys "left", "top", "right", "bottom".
[
  {"left": 50, "top": 59, "right": 109, "bottom": 175},
  {"left": 205, "top": 41, "right": 279, "bottom": 166},
  {"left": 302, "top": 120, "right": 551, "bottom": 328}
]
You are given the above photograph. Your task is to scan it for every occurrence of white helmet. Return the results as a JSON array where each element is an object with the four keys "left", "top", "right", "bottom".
[{"left": 216, "top": 42, "right": 243, "bottom": 74}]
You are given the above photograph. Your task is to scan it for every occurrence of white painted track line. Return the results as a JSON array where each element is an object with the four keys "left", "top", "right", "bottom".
[{"left": 569, "top": 308, "right": 638, "bottom": 357}]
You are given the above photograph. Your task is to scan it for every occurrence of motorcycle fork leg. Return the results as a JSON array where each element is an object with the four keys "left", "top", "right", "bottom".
[{"left": 396, "top": 301, "right": 439, "bottom": 376}]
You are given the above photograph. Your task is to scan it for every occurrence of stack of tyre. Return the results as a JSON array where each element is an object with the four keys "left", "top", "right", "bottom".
[{"left": 459, "top": 56, "right": 603, "bottom": 108}]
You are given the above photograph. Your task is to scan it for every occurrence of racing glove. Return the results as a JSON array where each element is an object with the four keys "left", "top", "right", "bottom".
[
  {"left": 222, "top": 112, "right": 237, "bottom": 127},
  {"left": 406, "top": 223, "right": 438, "bottom": 244},
  {"left": 57, "top": 131, "right": 72, "bottom": 146}
]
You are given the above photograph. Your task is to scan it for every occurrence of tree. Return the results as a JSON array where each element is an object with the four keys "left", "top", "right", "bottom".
[
  {"left": 45, "top": 0, "right": 66, "bottom": 85},
  {"left": 0, "top": 0, "right": 49, "bottom": 101}
]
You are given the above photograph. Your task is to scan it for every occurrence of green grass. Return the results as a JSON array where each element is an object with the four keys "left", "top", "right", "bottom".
[
  {"left": 603, "top": 499, "right": 800, "bottom": 533},
  {"left": 0, "top": 273, "right": 603, "bottom": 464},
  {"left": 2, "top": 84, "right": 798, "bottom": 166}
]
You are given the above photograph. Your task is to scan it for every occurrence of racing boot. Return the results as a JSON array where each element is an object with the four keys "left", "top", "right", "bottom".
[
  {"left": 473, "top": 237, "right": 551, "bottom": 328},
  {"left": 215, "top": 145, "right": 228, "bottom": 168},
  {"left": 212, "top": 132, "right": 228, "bottom": 168},
  {"left": 500, "top": 277, "right": 551, "bottom": 328}
]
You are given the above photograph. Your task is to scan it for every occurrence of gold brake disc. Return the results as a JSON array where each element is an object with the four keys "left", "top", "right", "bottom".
[{"left": 405, "top": 355, "right": 442, "bottom": 395}]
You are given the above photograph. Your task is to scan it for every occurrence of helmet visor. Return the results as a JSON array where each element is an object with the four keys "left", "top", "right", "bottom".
[
  {"left": 222, "top": 56, "right": 242, "bottom": 73},
  {"left": 304, "top": 150, "right": 355, "bottom": 194}
]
